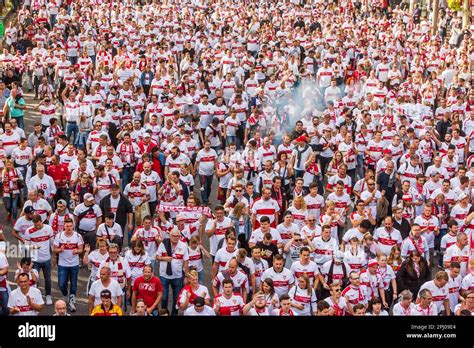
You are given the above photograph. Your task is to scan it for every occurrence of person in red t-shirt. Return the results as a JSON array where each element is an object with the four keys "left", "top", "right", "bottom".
[
  {"left": 47, "top": 154, "right": 71, "bottom": 205},
  {"left": 131, "top": 265, "right": 163, "bottom": 316}
]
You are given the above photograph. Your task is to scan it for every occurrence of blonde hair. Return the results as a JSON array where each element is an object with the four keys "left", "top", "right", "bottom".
[
  {"left": 292, "top": 196, "right": 307, "bottom": 210},
  {"left": 233, "top": 202, "right": 246, "bottom": 218},
  {"left": 325, "top": 200, "right": 335, "bottom": 209},
  {"left": 186, "top": 269, "right": 199, "bottom": 279}
]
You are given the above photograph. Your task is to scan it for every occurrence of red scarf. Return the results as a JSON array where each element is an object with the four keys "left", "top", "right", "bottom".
[
  {"left": 410, "top": 236, "right": 424, "bottom": 254},
  {"left": 119, "top": 142, "right": 135, "bottom": 165},
  {"left": 52, "top": 212, "right": 71, "bottom": 233},
  {"left": 3, "top": 169, "right": 19, "bottom": 194},
  {"left": 279, "top": 308, "right": 294, "bottom": 316}
]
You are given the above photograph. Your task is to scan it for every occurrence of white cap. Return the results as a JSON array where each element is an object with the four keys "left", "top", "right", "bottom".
[{"left": 84, "top": 193, "right": 95, "bottom": 202}]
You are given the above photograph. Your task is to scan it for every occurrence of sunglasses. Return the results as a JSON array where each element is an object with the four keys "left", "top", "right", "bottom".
[
  {"left": 308, "top": 219, "right": 315, "bottom": 222},
  {"left": 333, "top": 288, "right": 342, "bottom": 292},
  {"left": 235, "top": 189, "right": 242, "bottom": 192},
  {"left": 294, "top": 239, "right": 302, "bottom": 242}
]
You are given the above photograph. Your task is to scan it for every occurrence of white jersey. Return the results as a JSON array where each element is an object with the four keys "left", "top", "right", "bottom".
[
  {"left": 53, "top": 231, "right": 84, "bottom": 267},
  {"left": 184, "top": 305, "right": 216, "bottom": 316},
  {"left": 461, "top": 273, "right": 474, "bottom": 292},
  {"left": 132, "top": 226, "right": 161, "bottom": 259},
  {"left": 447, "top": 274, "right": 462, "bottom": 312},
  {"left": 89, "top": 278, "right": 123, "bottom": 304},
  {"left": 373, "top": 227, "right": 402, "bottom": 256},
  {"left": 98, "top": 257, "right": 131, "bottom": 289},
  {"left": 124, "top": 250, "right": 151, "bottom": 283},
  {"left": 343, "top": 248, "right": 367, "bottom": 273},
  {"left": 177, "top": 284, "right": 211, "bottom": 310},
  {"left": 205, "top": 217, "right": 233, "bottom": 256},
  {"left": 288, "top": 285, "right": 317, "bottom": 316},
  {"left": 214, "top": 247, "right": 238, "bottom": 272},
  {"left": 24, "top": 224, "right": 54, "bottom": 263},
  {"left": 7, "top": 286, "right": 44, "bottom": 316},
  {"left": 23, "top": 198, "right": 52, "bottom": 223},
  {"left": 260, "top": 267, "right": 295, "bottom": 297},
  {"left": 304, "top": 194, "right": 325, "bottom": 221},
  {"left": 413, "top": 215, "right": 439, "bottom": 249},
  {"left": 392, "top": 302, "right": 416, "bottom": 316},
  {"left": 290, "top": 260, "right": 320, "bottom": 286},
  {"left": 213, "top": 293, "right": 244, "bottom": 316},
  {"left": 411, "top": 302, "right": 438, "bottom": 316},
  {"left": 313, "top": 237, "right": 339, "bottom": 266},
  {"left": 443, "top": 244, "right": 470, "bottom": 277},
  {"left": 418, "top": 280, "right": 449, "bottom": 314},
  {"left": 96, "top": 222, "right": 123, "bottom": 239},
  {"left": 27, "top": 174, "right": 56, "bottom": 198}
]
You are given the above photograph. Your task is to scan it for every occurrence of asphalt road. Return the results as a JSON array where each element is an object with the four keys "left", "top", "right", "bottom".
[{"left": 2, "top": 92, "right": 214, "bottom": 315}]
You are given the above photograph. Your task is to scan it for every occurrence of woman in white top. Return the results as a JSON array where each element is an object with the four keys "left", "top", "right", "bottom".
[
  {"left": 288, "top": 275, "right": 317, "bottom": 316},
  {"left": 124, "top": 238, "right": 151, "bottom": 285},
  {"left": 83, "top": 238, "right": 109, "bottom": 293},
  {"left": 260, "top": 278, "right": 280, "bottom": 309}
]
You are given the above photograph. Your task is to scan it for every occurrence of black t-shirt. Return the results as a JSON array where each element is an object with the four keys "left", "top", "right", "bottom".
[{"left": 256, "top": 241, "right": 279, "bottom": 267}]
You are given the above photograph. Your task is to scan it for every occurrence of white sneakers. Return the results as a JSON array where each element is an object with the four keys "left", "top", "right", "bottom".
[
  {"left": 68, "top": 294, "right": 76, "bottom": 312},
  {"left": 46, "top": 295, "right": 53, "bottom": 305}
]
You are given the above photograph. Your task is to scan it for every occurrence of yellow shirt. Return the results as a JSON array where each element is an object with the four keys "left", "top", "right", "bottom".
[{"left": 91, "top": 304, "right": 123, "bottom": 316}]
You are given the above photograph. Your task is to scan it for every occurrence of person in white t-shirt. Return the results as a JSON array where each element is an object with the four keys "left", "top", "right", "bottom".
[
  {"left": 418, "top": 271, "right": 451, "bottom": 315},
  {"left": 392, "top": 290, "right": 416, "bottom": 316},
  {"left": 7, "top": 272, "right": 44, "bottom": 316},
  {"left": 52, "top": 218, "right": 84, "bottom": 312},
  {"left": 88, "top": 266, "right": 123, "bottom": 312},
  {"left": 183, "top": 296, "right": 215, "bottom": 316},
  {"left": 411, "top": 288, "right": 438, "bottom": 316}
]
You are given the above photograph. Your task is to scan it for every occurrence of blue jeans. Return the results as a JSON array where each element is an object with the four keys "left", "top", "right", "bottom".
[
  {"left": 75, "top": 131, "right": 89, "bottom": 150},
  {"left": 198, "top": 271, "right": 204, "bottom": 285},
  {"left": 356, "top": 154, "right": 365, "bottom": 181},
  {"left": 199, "top": 174, "right": 214, "bottom": 205},
  {"left": 122, "top": 166, "right": 134, "bottom": 190},
  {"left": 58, "top": 265, "right": 79, "bottom": 297},
  {"left": 3, "top": 194, "right": 19, "bottom": 219},
  {"left": 50, "top": 14, "right": 57, "bottom": 27},
  {"left": 0, "top": 290, "right": 8, "bottom": 316},
  {"left": 66, "top": 123, "right": 79, "bottom": 145},
  {"left": 159, "top": 276, "right": 183, "bottom": 316},
  {"left": 33, "top": 260, "right": 52, "bottom": 296}
]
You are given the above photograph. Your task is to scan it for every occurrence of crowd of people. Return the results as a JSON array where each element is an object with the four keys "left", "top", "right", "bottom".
[{"left": 0, "top": 0, "right": 473, "bottom": 317}]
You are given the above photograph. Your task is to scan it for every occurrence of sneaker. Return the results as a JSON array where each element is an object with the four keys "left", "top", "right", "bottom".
[
  {"left": 46, "top": 295, "right": 53, "bottom": 305},
  {"left": 69, "top": 294, "right": 76, "bottom": 312}
]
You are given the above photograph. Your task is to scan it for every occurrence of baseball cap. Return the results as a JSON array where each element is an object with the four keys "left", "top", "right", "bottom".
[
  {"left": 294, "top": 135, "right": 307, "bottom": 143},
  {"left": 143, "top": 132, "right": 151, "bottom": 138},
  {"left": 24, "top": 206, "right": 35, "bottom": 214},
  {"left": 334, "top": 250, "right": 344, "bottom": 263},
  {"left": 84, "top": 193, "right": 95, "bottom": 202},
  {"left": 100, "top": 289, "right": 112, "bottom": 298},
  {"left": 57, "top": 199, "right": 67, "bottom": 206},
  {"left": 368, "top": 259, "right": 378, "bottom": 268},
  {"left": 194, "top": 297, "right": 205, "bottom": 308},
  {"left": 458, "top": 192, "right": 468, "bottom": 200},
  {"left": 176, "top": 214, "right": 186, "bottom": 221}
]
